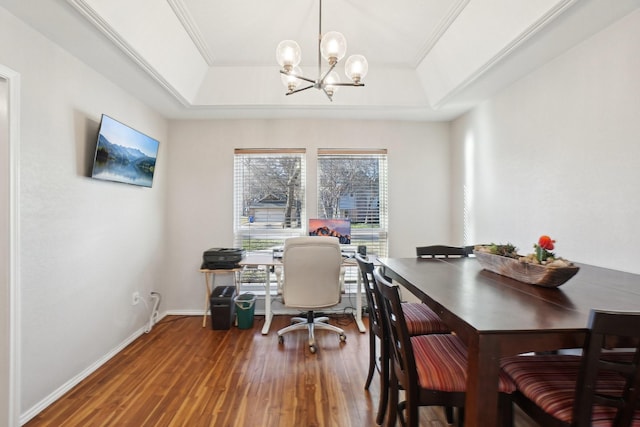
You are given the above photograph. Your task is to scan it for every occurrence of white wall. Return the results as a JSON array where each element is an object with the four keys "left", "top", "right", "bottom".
[
  {"left": 451, "top": 9, "right": 640, "bottom": 273},
  {"left": 164, "top": 119, "right": 451, "bottom": 312},
  {"left": 0, "top": 73, "right": 11, "bottom": 426},
  {"left": 0, "top": 7, "right": 169, "bottom": 423}
]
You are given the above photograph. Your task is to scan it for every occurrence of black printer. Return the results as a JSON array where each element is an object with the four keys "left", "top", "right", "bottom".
[{"left": 201, "top": 248, "right": 246, "bottom": 270}]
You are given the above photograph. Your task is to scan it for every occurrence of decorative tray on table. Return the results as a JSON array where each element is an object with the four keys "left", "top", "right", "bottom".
[{"left": 473, "top": 239, "right": 579, "bottom": 288}]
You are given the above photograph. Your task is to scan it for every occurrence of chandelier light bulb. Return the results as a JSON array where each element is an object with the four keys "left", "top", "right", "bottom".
[
  {"left": 324, "top": 71, "right": 340, "bottom": 97},
  {"left": 320, "top": 31, "right": 347, "bottom": 65},
  {"left": 345, "top": 55, "right": 368, "bottom": 84},
  {"left": 276, "top": 40, "right": 301, "bottom": 72},
  {"left": 281, "top": 66, "right": 303, "bottom": 92}
]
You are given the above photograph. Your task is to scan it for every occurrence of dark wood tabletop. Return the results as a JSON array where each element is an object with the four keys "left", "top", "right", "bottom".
[{"left": 378, "top": 256, "right": 640, "bottom": 427}]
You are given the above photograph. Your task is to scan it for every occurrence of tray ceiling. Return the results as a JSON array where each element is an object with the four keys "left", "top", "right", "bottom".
[{"left": 2, "top": 0, "right": 638, "bottom": 120}]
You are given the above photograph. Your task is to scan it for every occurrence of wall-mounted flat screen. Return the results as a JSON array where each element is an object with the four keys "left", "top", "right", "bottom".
[
  {"left": 90, "top": 114, "right": 159, "bottom": 188},
  {"left": 309, "top": 218, "right": 351, "bottom": 244}
]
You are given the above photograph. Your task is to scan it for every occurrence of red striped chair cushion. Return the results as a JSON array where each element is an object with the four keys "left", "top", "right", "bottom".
[
  {"left": 501, "top": 353, "right": 640, "bottom": 426},
  {"left": 411, "top": 334, "right": 516, "bottom": 393},
  {"left": 402, "top": 303, "right": 450, "bottom": 335}
]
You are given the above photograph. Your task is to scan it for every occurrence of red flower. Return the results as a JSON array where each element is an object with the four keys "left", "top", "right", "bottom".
[{"left": 538, "top": 235, "right": 555, "bottom": 251}]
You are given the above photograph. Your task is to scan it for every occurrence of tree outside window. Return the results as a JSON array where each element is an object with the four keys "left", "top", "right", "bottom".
[
  {"left": 234, "top": 149, "right": 305, "bottom": 251},
  {"left": 317, "top": 149, "right": 388, "bottom": 257}
]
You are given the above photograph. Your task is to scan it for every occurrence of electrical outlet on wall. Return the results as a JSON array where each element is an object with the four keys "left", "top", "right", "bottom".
[{"left": 132, "top": 291, "right": 140, "bottom": 305}]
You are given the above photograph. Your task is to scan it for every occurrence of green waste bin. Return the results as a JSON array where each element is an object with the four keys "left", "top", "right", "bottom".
[{"left": 234, "top": 293, "right": 256, "bottom": 329}]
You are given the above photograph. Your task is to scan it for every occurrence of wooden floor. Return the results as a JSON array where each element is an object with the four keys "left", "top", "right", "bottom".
[{"left": 25, "top": 314, "right": 539, "bottom": 426}]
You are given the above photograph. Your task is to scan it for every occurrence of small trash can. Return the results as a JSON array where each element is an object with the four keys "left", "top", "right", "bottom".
[
  {"left": 234, "top": 293, "right": 256, "bottom": 329},
  {"left": 210, "top": 286, "right": 236, "bottom": 330}
]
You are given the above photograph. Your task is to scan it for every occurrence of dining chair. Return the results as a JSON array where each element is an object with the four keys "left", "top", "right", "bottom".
[
  {"left": 415, "top": 245, "right": 469, "bottom": 258},
  {"left": 501, "top": 309, "right": 640, "bottom": 427},
  {"left": 355, "top": 254, "right": 450, "bottom": 425},
  {"left": 463, "top": 245, "right": 477, "bottom": 256},
  {"left": 373, "top": 268, "right": 516, "bottom": 427}
]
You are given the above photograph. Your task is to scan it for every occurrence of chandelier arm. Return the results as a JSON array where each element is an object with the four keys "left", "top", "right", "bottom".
[
  {"left": 332, "top": 82, "right": 365, "bottom": 87},
  {"left": 286, "top": 84, "right": 315, "bottom": 96},
  {"left": 318, "top": 61, "right": 337, "bottom": 85},
  {"left": 322, "top": 87, "right": 334, "bottom": 102},
  {"left": 280, "top": 70, "right": 317, "bottom": 84},
  {"left": 295, "top": 75, "right": 317, "bottom": 84}
]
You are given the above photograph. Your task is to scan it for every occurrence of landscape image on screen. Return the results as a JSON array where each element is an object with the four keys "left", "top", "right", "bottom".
[
  {"left": 91, "top": 115, "right": 159, "bottom": 188},
  {"left": 309, "top": 218, "right": 351, "bottom": 244}
]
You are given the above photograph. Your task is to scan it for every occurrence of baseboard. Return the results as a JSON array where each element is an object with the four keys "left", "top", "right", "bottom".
[
  {"left": 170, "top": 293, "right": 366, "bottom": 318},
  {"left": 20, "top": 312, "right": 169, "bottom": 425}
]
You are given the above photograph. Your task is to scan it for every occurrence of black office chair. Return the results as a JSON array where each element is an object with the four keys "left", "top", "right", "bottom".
[
  {"left": 416, "top": 245, "right": 469, "bottom": 258},
  {"left": 356, "top": 254, "right": 450, "bottom": 425}
]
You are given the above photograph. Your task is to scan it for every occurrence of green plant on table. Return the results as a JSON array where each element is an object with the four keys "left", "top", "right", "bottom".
[{"left": 475, "top": 243, "right": 519, "bottom": 258}]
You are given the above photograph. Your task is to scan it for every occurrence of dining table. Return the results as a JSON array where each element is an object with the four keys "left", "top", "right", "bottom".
[{"left": 378, "top": 256, "right": 640, "bottom": 427}]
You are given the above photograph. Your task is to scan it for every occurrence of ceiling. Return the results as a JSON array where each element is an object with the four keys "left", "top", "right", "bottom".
[{"left": 2, "top": 0, "right": 639, "bottom": 121}]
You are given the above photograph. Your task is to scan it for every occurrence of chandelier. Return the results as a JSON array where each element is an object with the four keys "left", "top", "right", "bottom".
[{"left": 275, "top": 0, "right": 368, "bottom": 101}]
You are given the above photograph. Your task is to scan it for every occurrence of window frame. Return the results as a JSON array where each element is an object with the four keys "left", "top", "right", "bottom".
[
  {"left": 316, "top": 148, "right": 389, "bottom": 258},
  {"left": 233, "top": 148, "right": 306, "bottom": 251}
]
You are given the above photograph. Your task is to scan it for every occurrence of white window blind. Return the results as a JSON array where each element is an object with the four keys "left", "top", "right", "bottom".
[
  {"left": 234, "top": 149, "right": 306, "bottom": 251},
  {"left": 317, "top": 149, "right": 388, "bottom": 257}
]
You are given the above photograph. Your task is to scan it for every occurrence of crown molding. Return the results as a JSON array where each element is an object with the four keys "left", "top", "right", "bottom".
[
  {"left": 414, "top": 0, "right": 470, "bottom": 68},
  {"left": 431, "top": 0, "right": 579, "bottom": 109},
  {"left": 167, "top": 0, "right": 216, "bottom": 66},
  {"left": 66, "top": 0, "right": 193, "bottom": 107}
]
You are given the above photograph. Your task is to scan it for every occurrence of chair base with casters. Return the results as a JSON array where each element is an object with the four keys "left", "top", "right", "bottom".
[{"left": 277, "top": 310, "right": 346, "bottom": 353}]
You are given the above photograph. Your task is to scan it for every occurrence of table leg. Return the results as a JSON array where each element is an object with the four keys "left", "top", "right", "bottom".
[
  {"left": 234, "top": 269, "right": 241, "bottom": 296},
  {"left": 261, "top": 267, "right": 273, "bottom": 334},
  {"left": 464, "top": 334, "right": 500, "bottom": 427},
  {"left": 354, "top": 273, "right": 366, "bottom": 333},
  {"left": 202, "top": 272, "right": 213, "bottom": 328},
  {"left": 275, "top": 266, "right": 282, "bottom": 293},
  {"left": 233, "top": 271, "right": 238, "bottom": 327}
]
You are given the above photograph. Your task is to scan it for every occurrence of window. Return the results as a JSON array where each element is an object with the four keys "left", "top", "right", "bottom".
[
  {"left": 317, "top": 149, "right": 388, "bottom": 257},
  {"left": 234, "top": 148, "right": 388, "bottom": 292},
  {"left": 234, "top": 149, "right": 306, "bottom": 251}
]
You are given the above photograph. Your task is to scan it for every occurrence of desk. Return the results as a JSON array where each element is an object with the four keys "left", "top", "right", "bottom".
[
  {"left": 378, "top": 256, "right": 640, "bottom": 427},
  {"left": 201, "top": 252, "right": 366, "bottom": 335}
]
